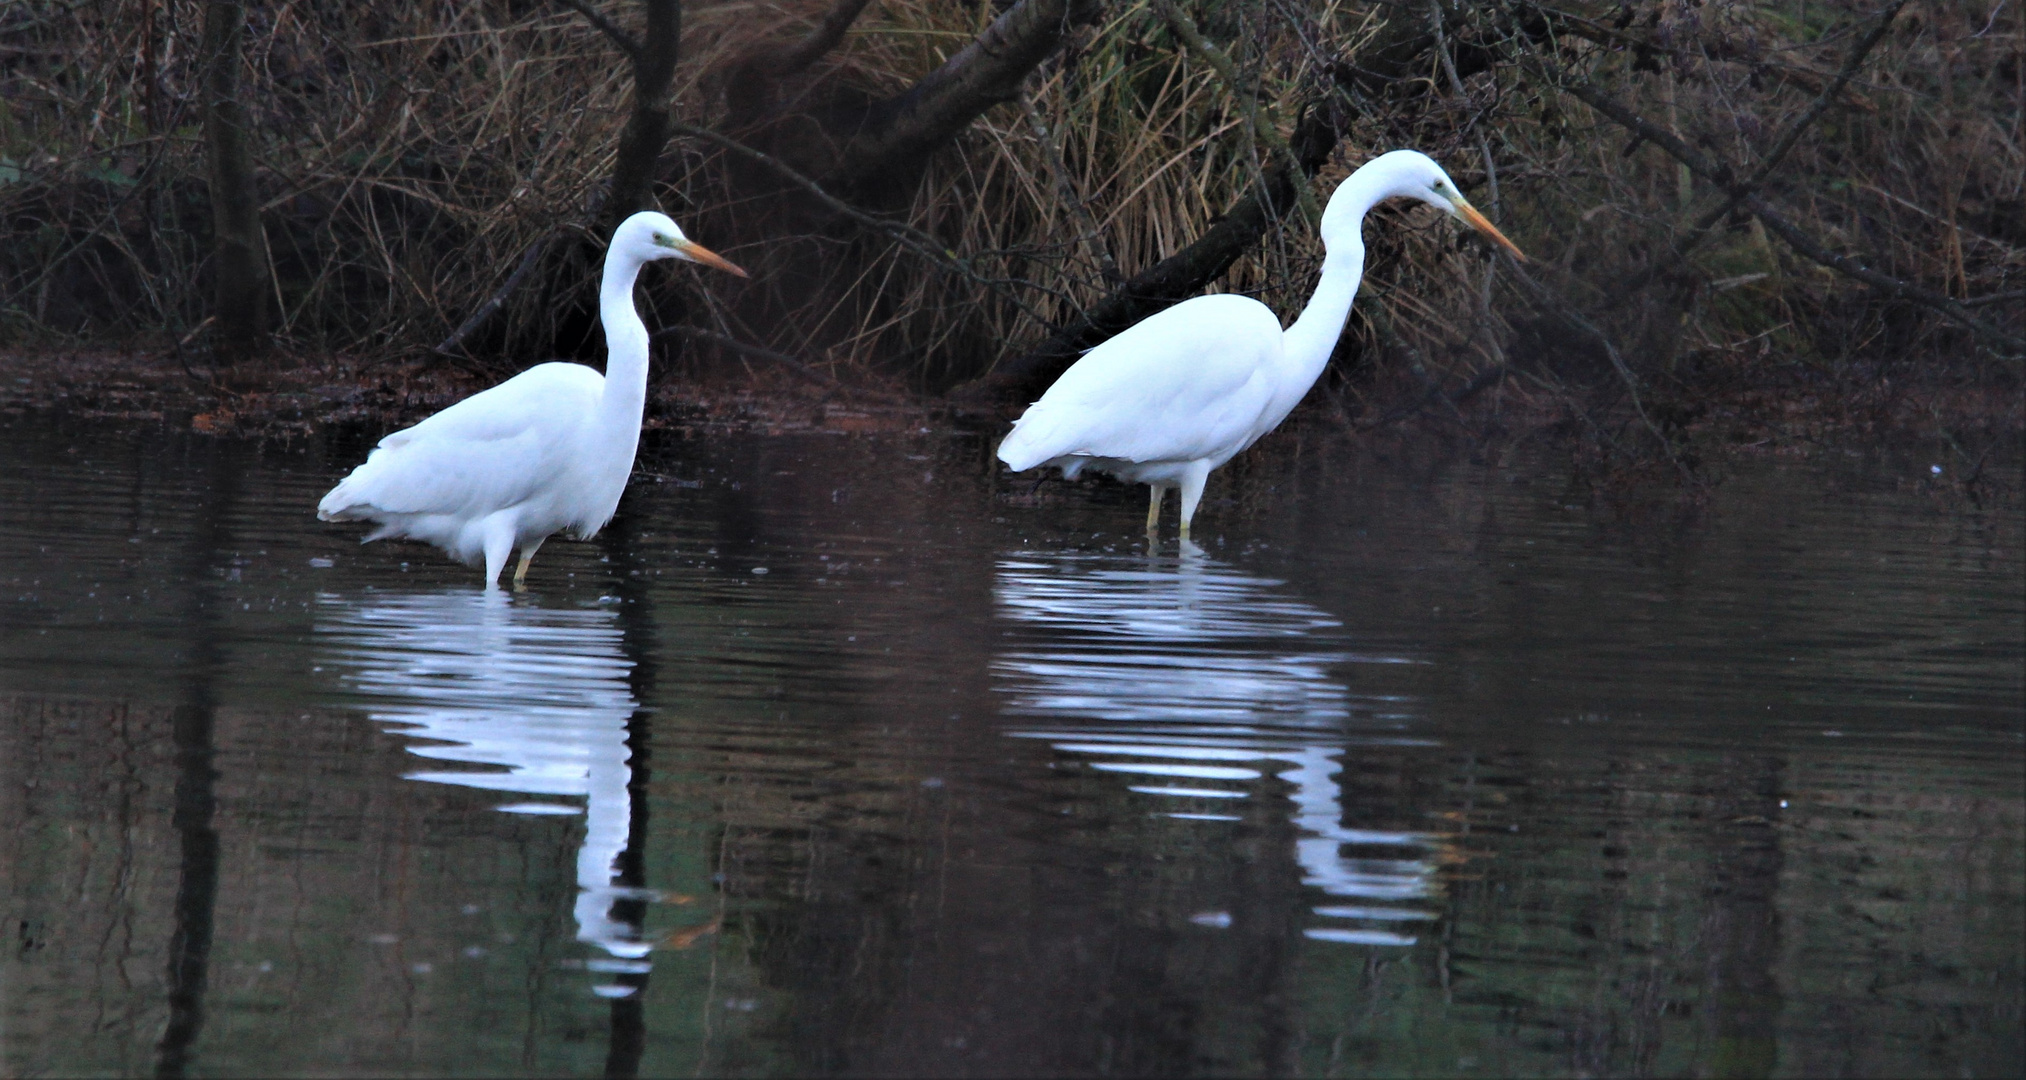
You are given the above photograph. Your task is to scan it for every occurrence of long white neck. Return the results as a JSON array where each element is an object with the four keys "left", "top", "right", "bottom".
[
  {"left": 597, "top": 250, "right": 652, "bottom": 431},
  {"left": 1276, "top": 166, "right": 1396, "bottom": 408}
]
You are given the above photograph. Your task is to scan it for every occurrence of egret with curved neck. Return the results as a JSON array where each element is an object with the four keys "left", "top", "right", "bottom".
[
  {"left": 997, "top": 150, "right": 1524, "bottom": 539},
  {"left": 319, "top": 211, "right": 747, "bottom": 588}
]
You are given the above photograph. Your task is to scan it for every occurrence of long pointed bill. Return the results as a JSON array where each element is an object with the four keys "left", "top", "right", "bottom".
[
  {"left": 1452, "top": 199, "right": 1527, "bottom": 262},
  {"left": 679, "top": 240, "right": 749, "bottom": 278}
]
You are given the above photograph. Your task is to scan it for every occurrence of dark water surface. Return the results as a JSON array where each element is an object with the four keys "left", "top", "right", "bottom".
[{"left": 2, "top": 414, "right": 2020, "bottom": 1078}]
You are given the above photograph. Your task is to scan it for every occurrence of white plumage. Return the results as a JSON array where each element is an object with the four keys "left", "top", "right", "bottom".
[
  {"left": 318, "top": 211, "right": 746, "bottom": 588},
  {"left": 999, "top": 150, "right": 1524, "bottom": 538}
]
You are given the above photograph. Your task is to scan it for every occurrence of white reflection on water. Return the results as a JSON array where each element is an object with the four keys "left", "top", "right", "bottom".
[
  {"left": 314, "top": 590, "right": 649, "bottom": 976},
  {"left": 994, "top": 543, "right": 1438, "bottom": 945}
]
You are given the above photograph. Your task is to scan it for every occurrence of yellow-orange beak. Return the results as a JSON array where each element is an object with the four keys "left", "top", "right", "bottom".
[
  {"left": 678, "top": 239, "right": 749, "bottom": 278},
  {"left": 1452, "top": 199, "right": 1527, "bottom": 263}
]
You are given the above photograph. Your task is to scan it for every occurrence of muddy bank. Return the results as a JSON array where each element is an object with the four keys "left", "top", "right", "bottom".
[
  {"left": 2, "top": 346, "right": 2018, "bottom": 506},
  {"left": 0, "top": 347, "right": 938, "bottom": 440}
]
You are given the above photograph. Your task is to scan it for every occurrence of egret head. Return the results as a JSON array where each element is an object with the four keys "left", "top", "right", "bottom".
[
  {"left": 611, "top": 211, "right": 749, "bottom": 277},
  {"left": 1323, "top": 150, "right": 1526, "bottom": 262}
]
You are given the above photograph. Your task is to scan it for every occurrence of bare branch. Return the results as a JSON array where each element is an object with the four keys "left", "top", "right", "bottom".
[
  {"left": 1152, "top": 0, "right": 1318, "bottom": 222},
  {"left": 832, "top": 0, "right": 1102, "bottom": 189},
  {"left": 1018, "top": 85, "right": 1119, "bottom": 285},
  {"left": 1601, "top": 0, "right": 1907, "bottom": 299},
  {"left": 1742, "top": 195, "right": 2025, "bottom": 354},
  {"left": 775, "top": 0, "right": 877, "bottom": 78},
  {"left": 1542, "top": 56, "right": 2025, "bottom": 356},
  {"left": 670, "top": 122, "right": 1063, "bottom": 326},
  {"left": 556, "top": 0, "right": 641, "bottom": 61},
  {"left": 433, "top": 230, "right": 559, "bottom": 359}
]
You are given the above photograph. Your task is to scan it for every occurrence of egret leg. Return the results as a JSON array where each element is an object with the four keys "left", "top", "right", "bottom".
[
  {"left": 1177, "top": 461, "right": 1212, "bottom": 542},
  {"left": 513, "top": 536, "right": 546, "bottom": 590},
  {"left": 1145, "top": 486, "right": 1164, "bottom": 534},
  {"left": 481, "top": 517, "right": 517, "bottom": 590}
]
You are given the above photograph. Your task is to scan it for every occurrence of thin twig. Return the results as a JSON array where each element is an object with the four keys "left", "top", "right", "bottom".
[
  {"left": 1152, "top": 0, "right": 1319, "bottom": 222},
  {"left": 1602, "top": 0, "right": 1907, "bottom": 300},
  {"left": 1541, "top": 57, "right": 2026, "bottom": 357},
  {"left": 1019, "top": 85, "right": 1121, "bottom": 284},
  {"left": 555, "top": 0, "right": 640, "bottom": 61}
]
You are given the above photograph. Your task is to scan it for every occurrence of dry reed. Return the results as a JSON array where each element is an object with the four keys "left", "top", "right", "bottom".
[{"left": 2, "top": 1, "right": 2018, "bottom": 406}]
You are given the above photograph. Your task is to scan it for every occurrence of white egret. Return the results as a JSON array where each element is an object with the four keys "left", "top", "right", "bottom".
[
  {"left": 318, "top": 211, "right": 746, "bottom": 588},
  {"left": 997, "top": 150, "right": 1525, "bottom": 539}
]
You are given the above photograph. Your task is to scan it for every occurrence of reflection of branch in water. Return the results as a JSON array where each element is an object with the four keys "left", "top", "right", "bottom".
[
  {"left": 994, "top": 545, "right": 1440, "bottom": 945},
  {"left": 315, "top": 591, "right": 652, "bottom": 992}
]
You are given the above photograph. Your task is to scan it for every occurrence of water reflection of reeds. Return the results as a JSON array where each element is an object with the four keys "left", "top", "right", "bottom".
[
  {"left": 993, "top": 545, "right": 1442, "bottom": 945},
  {"left": 315, "top": 591, "right": 652, "bottom": 986}
]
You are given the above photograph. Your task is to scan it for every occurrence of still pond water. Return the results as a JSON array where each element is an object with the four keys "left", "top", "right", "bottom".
[{"left": 2, "top": 412, "right": 2020, "bottom": 1078}]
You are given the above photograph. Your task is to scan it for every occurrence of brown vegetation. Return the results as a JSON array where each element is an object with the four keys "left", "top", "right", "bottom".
[{"left": 1, "top": 1, "right": 2019, "bottom": 458}]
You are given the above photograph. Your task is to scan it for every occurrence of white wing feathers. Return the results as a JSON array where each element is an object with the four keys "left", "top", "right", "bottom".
[
  {"left": 998, "top": 295, "right": 1284, "bottom": 470},
  {"left": 317, "top": 362, "right": 603, "bottom": 522}
]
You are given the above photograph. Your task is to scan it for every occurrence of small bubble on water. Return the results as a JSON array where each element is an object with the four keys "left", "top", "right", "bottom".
[
  {"left": 257, "top": 960, "right": 274, "bottom": 973},
  {"left": 1930, "top": 464, "right": 1943, "bottom": 475},
  {"left": 463, "top": 946, "right": 488, "bottom": 959},
  {"left": 752, "top": 567, "right": 769, "bottom": 575},
  {"left": 1190, "top": 911, "right": 1233, "bottom": 928},
  {"left": 411, "top": 962, "right": 433, "bottom": 974},
  {"left": 309, "top": 557, "right": 333, "bottom": 568}
]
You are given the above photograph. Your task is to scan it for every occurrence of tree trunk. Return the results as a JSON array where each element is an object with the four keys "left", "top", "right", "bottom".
[
  {"left": 604, "top": 0, "right": 683, "bottom": 230},
  {"left": 199, "top": 0, "right": 268, "bottom": 372}
]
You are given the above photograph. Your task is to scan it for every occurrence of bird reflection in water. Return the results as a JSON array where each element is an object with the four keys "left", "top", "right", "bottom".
[
  {"left": 994, "top": 543, "right": 1440, "bottom": 946},
  {"left": 315, "top": 590, "right": 651, "bottom": 992}
]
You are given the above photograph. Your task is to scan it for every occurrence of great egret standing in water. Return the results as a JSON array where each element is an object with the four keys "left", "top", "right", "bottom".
[
  {"left": 997, "top": 150, "right": 1525, "bottom": 539},
  {"left": 319, "top": 212, "right": 746, "bottom": 588}
]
